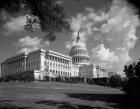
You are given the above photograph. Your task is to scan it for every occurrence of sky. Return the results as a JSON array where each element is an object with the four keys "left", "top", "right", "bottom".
[{"left": 0, "top": 0, "right": 140, "bottom": 76}]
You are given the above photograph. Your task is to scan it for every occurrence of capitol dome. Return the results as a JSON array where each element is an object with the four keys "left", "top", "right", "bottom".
[{"left": 69, "top": 32, "right": 90, "bottom": 66}]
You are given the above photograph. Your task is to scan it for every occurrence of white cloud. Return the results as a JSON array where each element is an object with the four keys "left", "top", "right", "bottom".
[
  {"left": 91, "top": 44, "right": 131, "bottom": 74},
  {"left": 66, "top": 10, "right": 107, "bottom": 50},
  {"left": 56, "top": 0, "right": 63, "bottom": 4},
  {"left": 67, "top": 0, "right": 139, "bottom": 75},
  {"left": 65, "top": 31, "right": 87, "bottom": 50},
  {"left": 91, "top": 44, "right": 119, "bottom": 62},
  {"left": 65, "top": 41, "right": 72, "bottom": 49},
  {"left": 17, "top": 36, "right": 49, "bottom": 53},
  {"left": 2, "top": 15, "right": 40, "bottom": 36},
  {"left": 3, "top": 15, "right": 26, "bottom": 35},
  {"left": 18, "top": 36, "right": 42, "bottom": 47},
  {"left": 68, "top": 7, "right": 107, "bottom": 44},
  {"left": 92, "top": 0, "right": 139, "bottom": 75}
]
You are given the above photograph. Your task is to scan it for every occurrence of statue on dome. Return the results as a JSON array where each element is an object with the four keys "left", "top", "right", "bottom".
[{"left": 76, "top": 31, "right": 80, "bottom": 43}]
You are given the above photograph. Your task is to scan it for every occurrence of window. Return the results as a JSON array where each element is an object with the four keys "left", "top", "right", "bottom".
[
  {"left": 58, "top": 71, "right": 60, "bottom": 75},
  {"left": 49, "top": 56, "right": 51, "bottom": 60},
  {"left": 50, "top": 62, "right": 52, "bottom": 66},
  {"left": 53, "top": 63, "right": 55, "bottom": 67},
  {"left": 56, "top": 63, "right": 57, "bottom": 68}
]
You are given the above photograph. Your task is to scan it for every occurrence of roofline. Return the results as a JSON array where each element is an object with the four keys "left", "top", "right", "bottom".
[
  {"left": 48, "top": 50, "right": 71, "bottom": 59},
  {"left": 5, "top": 52, "right": 27, "bottom": 62},
  {"left": 1, "top": 48, "right": 71, "bottom": 64},
  {"left": 28, "top": 49, "right": 46, "bottom": 55}
]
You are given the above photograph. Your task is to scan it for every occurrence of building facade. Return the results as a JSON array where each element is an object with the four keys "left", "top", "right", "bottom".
[
  {"left": 1, "top": 32, "right": 109, "bottom": 80},
  {"left": 44, "top": 50, "right": 75, "bottom": 78},
  {"left": 1, "top": 49, "right": 79, "bottom": 80},
  {"left": 79, "top": 64, "right": 108, "bottom": 79},
  {"left": 1, "top": 53, "right": 27, "bottom": 77}
]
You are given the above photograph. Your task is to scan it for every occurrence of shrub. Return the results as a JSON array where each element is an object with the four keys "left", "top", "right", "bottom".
[
  {"left": 123, "top": 78, "right": 140, "bottom": 95},
  {"left": 87, "top": 78, "right": 95, "bottom": 85},
  {"left": 95, "top": 78, "right": 109, "bottom": 86},
  {"left": 44, "top": 76, "right": 50, "bottom": 81},
  {"left": 109, "top": 75, "right": 122, "bottom": 88},
  {"left": 18, "top": 71, "right": 34, "bottom": 82},
  {"left": 1, "top": 71, "right": 34, "bottom": 82}
]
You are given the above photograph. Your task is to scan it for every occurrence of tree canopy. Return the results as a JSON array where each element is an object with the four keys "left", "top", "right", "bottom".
[
  {"left": 126, "top": 0, "right": 140, "bottom": 16},
  {"left": 109, "top": 74, "right": 122, "bottom": 88},
  {"left": 0, "top": 0, "right": 71, "bottom": 41},
  {"left": 124, "top": 59, "right": 140, "bottom": 79},
  {"left": 123, "top": 59, "right": 140, "bottom": 95}
]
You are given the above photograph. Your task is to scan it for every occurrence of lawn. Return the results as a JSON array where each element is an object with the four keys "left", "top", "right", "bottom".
[{"left": 0, "top": 82, "right": 139, "bottom": 109}]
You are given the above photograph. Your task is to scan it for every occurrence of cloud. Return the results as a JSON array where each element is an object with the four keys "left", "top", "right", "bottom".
[
  {"left": 67, "top": 0, "right": 139, "bottom": 75},
  {"left": 3, "top": 15, "right": 26, "bottom": 35},
  {"left": 17, "top": 36, "right": 49, "bottom": 53},
  {"left": 0, "top": 9, "right": 11, "bottom": 22},
  {"left": 2, "top": 15, "right": 40, "bottom": 36},
  {"left": 70, "top": 7, "right": 107, "bottom": 33},
  {"left": 91, "top": 44, "right": 119, "bottom": 62},
  {"left": 66, "top": 10, "right": 107, "bottom": 50},
  {"left": 56, "top": 0, "right": 63, "bottom": 4},
  {"left": 91, "top": 44, "right": 131, "bottom": 74},
  {"left": 93, "top": 0, "right": 139, "bottom": 74},
  {"left": 65, "top": 31, "right": 87, "bottom": 50}
]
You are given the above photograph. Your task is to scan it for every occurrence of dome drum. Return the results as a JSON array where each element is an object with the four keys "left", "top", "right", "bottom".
[
  {"left": 72, "top": 55, "right": 89, "bottom": 58},
  {"left": 69, "top": 32, "right": 90, "bottom": 66}
]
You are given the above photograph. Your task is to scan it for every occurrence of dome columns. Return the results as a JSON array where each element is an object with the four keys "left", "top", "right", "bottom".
[{"left": 69, "top": 32, "right": 90, "bottom": 66}]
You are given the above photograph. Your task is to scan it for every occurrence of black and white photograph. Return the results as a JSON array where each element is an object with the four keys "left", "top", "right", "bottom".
[{"left": 0, "top": 0, "right": 140, "bottom": 109}]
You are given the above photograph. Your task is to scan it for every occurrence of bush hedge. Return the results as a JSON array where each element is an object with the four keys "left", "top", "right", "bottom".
[{"left": 0, "top": 71, "right": 34, "bottom": 82}]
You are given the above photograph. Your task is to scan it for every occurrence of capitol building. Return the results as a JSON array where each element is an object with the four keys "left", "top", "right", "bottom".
[{"left": 1, "top": 33, "right": 109, "bottom": 80}]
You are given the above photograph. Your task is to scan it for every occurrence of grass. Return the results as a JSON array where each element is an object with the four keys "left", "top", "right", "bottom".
[{"left": 0, "top": 81, "right": 139, "bottom": 109}]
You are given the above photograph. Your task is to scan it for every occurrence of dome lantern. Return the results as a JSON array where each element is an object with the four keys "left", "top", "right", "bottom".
[{"left": 76, "top": 31, "right": 80, "bottom": 43}]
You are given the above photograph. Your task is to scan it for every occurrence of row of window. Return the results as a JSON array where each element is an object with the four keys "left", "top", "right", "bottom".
[
  {"left": 7, "top": 61, "right": 40, "bottom": 72},
  {"left": 27, "top": 61, "right": 39, "bottom": 69},
  {"left": 73, "top": 58, "right": 88, "bottom": 63},
  {"left": 71, "top": 51, "right": 87, "bottom": 56},
  {"left": 46, "top": 55, "right": 70, "bottom": 64},
  {"left": 8, "top": 68, "right": 23, "bottom": 74},
  {"left": 73, "top": 71, "right": 78, "bottom": 76},
  {"left": 49, "top": 69, "right": 71, "bottom": 76},
  {"left": 27, "top": 56, "right": 39, "bottom": 62},
  {"left": 8, "top": 60, "right": 25, "bottom": 68},
  {"left": 46, "top": 62, "right": 71, "bottom": 70}
]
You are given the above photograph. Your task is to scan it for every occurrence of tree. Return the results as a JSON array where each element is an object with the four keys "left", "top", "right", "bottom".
[
  {"left": 134, "top": 59, "right": 140, "bottom": 78},
  {"left": 126, "top": 0, "right": 140, "bottom": 18},
  {"left": 123, "top": 59, "right": 140, "bottom": 95},
  {"left": 0, "top": 0, "right": 71, "bottom": 41},
  {"left": 124, "top": 64, "right": 136, "bottom": 79},
  {"left": 109, "top": 74, "right": 122, "bottom": 88},
  {"left": 124, "top": 59, "right": 140, "bottom": 79}
]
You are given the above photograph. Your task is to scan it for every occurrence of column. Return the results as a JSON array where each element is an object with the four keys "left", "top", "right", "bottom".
[
  {"left": 17, "top": 60, "right": 19, "bottom": 72},
  {"left": 24, "top": 56, "right": 27, "bottom": 71},
  {"left": 19, "top": 59, "right": 21, "bottom": 71}
]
